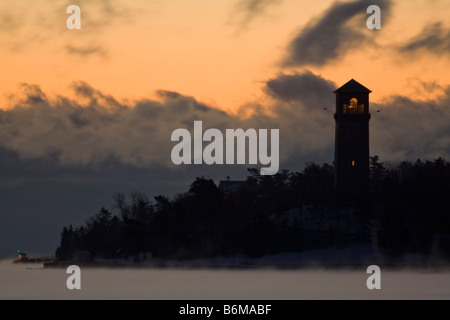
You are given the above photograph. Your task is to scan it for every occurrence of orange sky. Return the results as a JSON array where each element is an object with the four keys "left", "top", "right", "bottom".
[{"left": 1, "top": 0, "right": 449, "bottom": 112}]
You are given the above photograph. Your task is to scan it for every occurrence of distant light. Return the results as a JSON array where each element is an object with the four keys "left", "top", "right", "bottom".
[
  {"left": 352, "top": 161, "right": 355, "bottom": 166},
  {"left": 17, "top": 250, "right": 20, "bottom": 253}
]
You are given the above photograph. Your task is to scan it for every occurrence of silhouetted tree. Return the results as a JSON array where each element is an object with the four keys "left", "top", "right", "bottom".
[
  {"left": 55, "top": 157, "right": 450, "bottom": 261},
  {"left": 55, "top": 225, "right": 75, "bottom": 261}
]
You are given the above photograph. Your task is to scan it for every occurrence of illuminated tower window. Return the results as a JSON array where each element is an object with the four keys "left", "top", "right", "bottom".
[{"left": 344, "top": 97, "right": 365, "bottom": 114}]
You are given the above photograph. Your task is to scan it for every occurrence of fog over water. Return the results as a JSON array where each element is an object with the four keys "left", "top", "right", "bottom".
[{"left": 1, "top": 261, "right": 449, "bottom": 300}]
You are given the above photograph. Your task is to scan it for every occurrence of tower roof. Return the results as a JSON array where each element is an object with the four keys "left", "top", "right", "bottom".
[{"left": 334, "top": 79, "right": 371, "bottom": 94}]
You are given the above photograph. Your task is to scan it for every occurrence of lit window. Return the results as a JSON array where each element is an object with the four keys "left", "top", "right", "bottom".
[
  {"left": 352, "top": 160, "right": 355, "bottom": 166},
  {"left": 344, "top": 98, "right": 364, "bottom": 114}
]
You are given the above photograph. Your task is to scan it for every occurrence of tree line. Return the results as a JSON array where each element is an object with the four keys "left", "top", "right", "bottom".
[{"left": 55, "top": 157, "right": 450, "bottom": 261}]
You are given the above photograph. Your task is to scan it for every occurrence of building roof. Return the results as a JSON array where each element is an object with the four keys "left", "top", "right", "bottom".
[
  {"left": 218, "top": 180, "right": 244, "bottom": 191},
  {"left": 334, "top": 79, "right": 372, "bottom": 94}
]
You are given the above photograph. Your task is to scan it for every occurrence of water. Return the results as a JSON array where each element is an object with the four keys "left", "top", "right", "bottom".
[{"left": 1, "top": 261, "right": 449, "bottom": 300}]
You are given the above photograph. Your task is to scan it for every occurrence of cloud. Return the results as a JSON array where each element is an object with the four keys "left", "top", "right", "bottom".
[
  {"left": 228, "top": 0, "right": 283, "bottom": 32},
  {"left": 0, "top": 0, "right": 142, "bottom": 56},
  {"left": 370, "top": 88, "right": 450, "bottom": 161},
  {"left": 0, "top": 83, "right": 231, "bottom": 168},
  {"left": 2, "top": 70, "right": 450, "bottom": 177},
  {"left": 406, "top": 78, "right": 446, "bottom": 99},
  {"left": 65, "top": 44, "right": 108, "bottom": 57},
  {"left": 65, "top": 0, "right": 140, "bottom": 32},
  {"left": 282, "top": 0, "right": 392, "bottom": 67},
  {"left": 262, "top": 71, "right": 450, "bottom": 165},
  {"left": 399, "top": 22, "right": 450, "bottom": 56},
  {"left": 0, "top": 11, "right": 23, "bottom": 33},
  {"left": 265, "top": 70, "right": 336, "bottom": 104},
  {"left": 0, "top": 71, "right": 338, "bottom": 171}
]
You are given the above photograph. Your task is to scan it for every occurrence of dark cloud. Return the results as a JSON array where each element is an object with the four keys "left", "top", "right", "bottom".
[
  {"left": 282, "top": 0, "right": 392, "bottom": 67},
  {"left": 4, "top": 68, "right": 450, "bottom": 172},
  {"left": 4, "top": 71, "right": 449, "bottom": 174},
  {"left": 17, "top": 83, "right": 48, "bottom": 104},
  {"left": 265, "top": 70, "right": 336, "bottom": 104},
  {"left": 371, "top": 88, "right": 450, "bottom": 161},
  {"left": 1, "top": 71, "right": 338, "bottom": 172},
  {"left": 0, "top": 83, "right": 235, "bottom": 168},
  {"left": 399, "top": 22, "right": 450, "bottom": 56}
]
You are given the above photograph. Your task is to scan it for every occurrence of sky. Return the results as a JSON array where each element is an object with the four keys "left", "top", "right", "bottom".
[{"left": 1, "top": 0, "right": 450, "bottom": 258}]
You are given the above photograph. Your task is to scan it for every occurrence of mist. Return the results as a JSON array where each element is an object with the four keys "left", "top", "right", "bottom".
[{"left": 1, "top": 260, "right": 449, "bottom": 299}]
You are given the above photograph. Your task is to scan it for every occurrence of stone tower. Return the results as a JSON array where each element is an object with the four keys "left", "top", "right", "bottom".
[{"left": 334, "top": 79, "right": 371, "bottom": 201}]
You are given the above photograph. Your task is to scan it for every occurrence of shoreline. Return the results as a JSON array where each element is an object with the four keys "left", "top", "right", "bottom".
[
  {"left": 42, "top": 260, "right": 450, "bottom": 271},
  {"left": 13, "top": 244, "right": 450, "bottom": 271}
]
